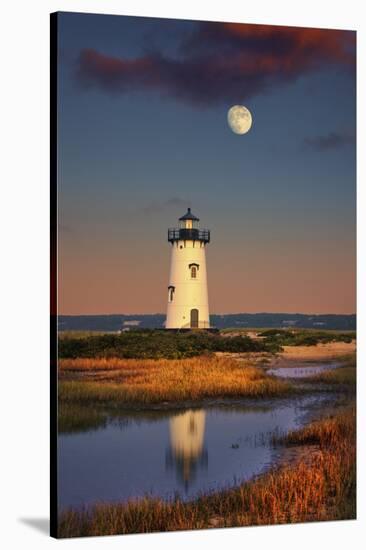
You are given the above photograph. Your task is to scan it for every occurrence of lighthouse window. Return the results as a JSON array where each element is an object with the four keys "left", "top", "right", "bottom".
[
  {"left": 189, "top": 263, "right": 199, "bottom": 279},
  {"left": 168, "top": 286, "right": 175, "bottom": 302}
]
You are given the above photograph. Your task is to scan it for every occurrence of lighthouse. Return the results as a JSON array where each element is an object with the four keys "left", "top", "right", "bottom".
[{"left": 166, "top": 208, "right": 210, "bottom": 329}]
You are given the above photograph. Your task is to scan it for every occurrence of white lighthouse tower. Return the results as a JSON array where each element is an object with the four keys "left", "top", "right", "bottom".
[{"left": 166, "top": 208, "right": 210, "bottom": 329}]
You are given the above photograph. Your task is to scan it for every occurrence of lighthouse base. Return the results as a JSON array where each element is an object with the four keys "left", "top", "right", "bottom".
[{"left": 164, "top": 327, "right": 219, "bottom": 333}]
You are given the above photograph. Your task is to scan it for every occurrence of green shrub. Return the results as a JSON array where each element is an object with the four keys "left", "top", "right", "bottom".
[
  {"left": 258, "top": 329, "right": 355, "bottom": 348},
  {"left": 58, "top": 330, "right": 280, "bottom": 359}
]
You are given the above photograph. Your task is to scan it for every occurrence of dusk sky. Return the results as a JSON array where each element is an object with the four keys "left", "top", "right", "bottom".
[{"left": 57, "top": 12, "right": 356, "bottom": 315}]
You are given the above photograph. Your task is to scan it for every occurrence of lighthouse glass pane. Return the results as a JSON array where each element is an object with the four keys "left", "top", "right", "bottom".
[{"left": 51, "top": 10, "right": 356, "bottom": 541}]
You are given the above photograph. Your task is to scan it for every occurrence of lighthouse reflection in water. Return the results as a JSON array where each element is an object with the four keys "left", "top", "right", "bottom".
[{"left": 166, "top": 410, "right": 208, "bottom": 489}]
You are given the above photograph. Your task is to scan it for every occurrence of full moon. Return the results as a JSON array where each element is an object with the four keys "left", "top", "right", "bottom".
[{"left": 227, "top": 105, "right": 252, "bottom": 135}]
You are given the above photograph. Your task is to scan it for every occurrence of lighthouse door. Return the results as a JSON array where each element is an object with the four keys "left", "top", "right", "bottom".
[{"left": 190, "top": 309, "right": 199, "bottom": 328}]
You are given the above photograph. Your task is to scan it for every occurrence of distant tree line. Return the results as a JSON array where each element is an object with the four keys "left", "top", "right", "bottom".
[{"left": 58, "top": 313, "right": 356, "bottom": 332}]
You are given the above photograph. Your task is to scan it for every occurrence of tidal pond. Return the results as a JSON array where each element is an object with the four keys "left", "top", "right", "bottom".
[{"left": 58, "top": 393, "right": 336, "bottom": 510}]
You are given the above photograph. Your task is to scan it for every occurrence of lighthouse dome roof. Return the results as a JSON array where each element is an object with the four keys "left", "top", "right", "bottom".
[{"left": 179, "top": 208, "right": 200, "bottom": 222}]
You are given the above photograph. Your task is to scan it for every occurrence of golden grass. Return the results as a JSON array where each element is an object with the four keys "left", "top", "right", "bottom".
[
  {"left": 279, "top": 342, "right": 356, "bottom": 361},
  {"left": 58, "top": 407, "right": 356, "bottom": 537},
  {"left": 308, "top": 366, "right": 356, "bottom": 386},
  {"left": 301, "top": 356, "right": 356, "bottom": 388},
  {"left": 58, "top": 403, "right": 108, "bottom": 433},
  {"left": 59, "top": 356, "right": 292, "bottom": 406},
  {"left": 61, "top": 357, "right": 161, "bottom": 371}
]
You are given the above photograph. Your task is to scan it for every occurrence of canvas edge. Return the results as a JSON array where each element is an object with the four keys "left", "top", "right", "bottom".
[{"left": 50, "top": 10, "right": 59, "bottom": 539}]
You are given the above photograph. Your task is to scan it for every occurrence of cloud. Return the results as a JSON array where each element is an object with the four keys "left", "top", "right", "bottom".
[
  {"left": 75, "top": 22, "right": 355, "bottom": 106},
  {"left": 142, "top": 197, "right": 190, "bottom": 214},
  {"left": 303, "top": 131, "right": 355, "bottom": 152}
]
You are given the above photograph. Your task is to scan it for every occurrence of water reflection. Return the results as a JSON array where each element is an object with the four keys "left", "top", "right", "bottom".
[
  {"left": 166, "top": 410, "right": 207, "bottom": 489},
  {"left": 58, "top": 394, "right": 337, "bottom": 509}
]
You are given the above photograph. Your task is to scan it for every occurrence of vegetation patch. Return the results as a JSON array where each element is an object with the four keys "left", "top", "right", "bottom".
[
  {"left": 304, "top": 366, "right": 356, "bottom": 390},
  {"left": 58, "top": 403, "right": 108, "bottom": 434},
  {"left": 59, "top": 356, "right": 292, "bottom": 412},
  {"left": 58, "top": 330, "right": 281, "bottom": 359},
  {"left": 299, "top": 356, "right": 356, "bottom": 390},
  {"left": 59, "top": 403, "right": 176, "bottom": 434},
  {"left": 257, "top": 329, "right": 355, "bottom": 347}
]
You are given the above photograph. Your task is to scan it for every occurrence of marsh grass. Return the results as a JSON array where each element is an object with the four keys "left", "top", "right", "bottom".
[
  {"left": 58, "top": 407, "right": 356, "bottom": 537},
  {"left": 58, "top": 403, "right": 108, "bottom": 433},
  {"left": 308, "top": 367, "right": 356, "bottom": 387},
  {"left": 59, "top": 403, "right": 184, "bottom": 434},
  {"left": 302, "top": 357, "right": 356, "bottom": 389},
  {"left": 59, "top": 356, "right": 292, "bottom": 407}
]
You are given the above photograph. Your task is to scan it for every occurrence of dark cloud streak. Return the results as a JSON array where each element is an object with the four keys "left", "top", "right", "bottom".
[
  {"left": 76, "top": 22, "right": 355, "bottom": 106},
  {"left": 304, "top": 131, "right": 355, "bottom": 152},
  {"left": 142, "top": 197, "right": 190, "bottom": 215}
]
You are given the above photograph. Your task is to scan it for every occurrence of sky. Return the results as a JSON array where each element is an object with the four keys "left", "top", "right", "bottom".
[{"left": 56, "top": 12, "right": 356, "bottom": 315}]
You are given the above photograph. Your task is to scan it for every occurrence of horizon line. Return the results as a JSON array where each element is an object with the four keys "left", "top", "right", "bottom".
[{"left": 58, "top": 311, "right": 357, "bottom": 317}]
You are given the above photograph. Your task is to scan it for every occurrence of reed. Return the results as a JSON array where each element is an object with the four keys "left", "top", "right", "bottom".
[
  {"left": 303, "top": 358, "right": 356, "bottom": 389},
  {"left": 58, "top": 407, "right": 356, "bottom": 537},
  {"left": 59, "top": 356, "right": 292, "bottom": 406}
]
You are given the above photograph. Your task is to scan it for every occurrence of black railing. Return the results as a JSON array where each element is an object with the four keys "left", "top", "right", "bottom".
[{"left": 168, "top": 228, "right": 210, "bottom": 243}]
